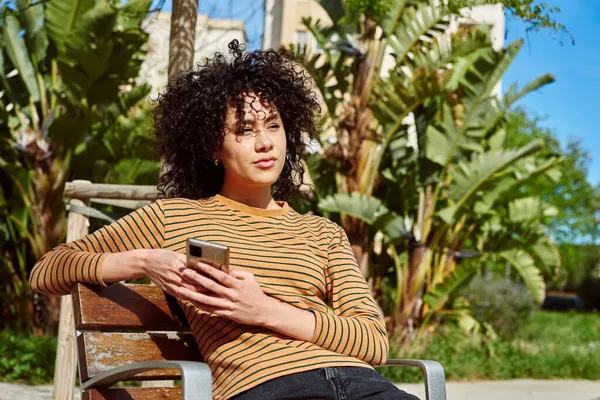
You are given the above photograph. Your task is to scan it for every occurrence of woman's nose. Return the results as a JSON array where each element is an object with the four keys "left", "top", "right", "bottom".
[{"left": 254, "top": 130, "right": 274, "bottom": 151}]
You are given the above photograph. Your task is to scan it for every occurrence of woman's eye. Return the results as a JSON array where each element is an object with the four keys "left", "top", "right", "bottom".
[{"left": 269, "top": 124, "right": 280, "bottom": 129}]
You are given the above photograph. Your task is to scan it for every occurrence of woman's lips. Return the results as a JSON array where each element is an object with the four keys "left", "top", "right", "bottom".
[{"left": 254, "top": 159, "right": 276, "bottom": 168}]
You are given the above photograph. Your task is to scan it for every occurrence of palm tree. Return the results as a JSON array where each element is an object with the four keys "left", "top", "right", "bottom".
[
  {"left": 296, "top": 0, "right": 560, "bottom": 345},
  {"left": 168, "top": 0, "right": 198, "bottom": 81}
]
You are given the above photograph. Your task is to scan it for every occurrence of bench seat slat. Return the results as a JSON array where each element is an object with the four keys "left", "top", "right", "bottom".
[
  {"left": 83, "top": 387, "right": 182, "bottom": 399},
  {"left": 73, "top": 283, "right": 189, "bottom": 331},
  {"left": 79, "top": 332, "right": 202, "bottom": 382}
]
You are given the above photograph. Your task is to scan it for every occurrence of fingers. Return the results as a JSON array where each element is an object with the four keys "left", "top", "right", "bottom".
[
  {"left": 192, "top": 262, "right": 241, "bottom": 289},
  {"left": 177, "top": 286, "right": 232, "bottom": 310},
  {"left": 182, "top": 268, "right": 235, "bottom": 298}
]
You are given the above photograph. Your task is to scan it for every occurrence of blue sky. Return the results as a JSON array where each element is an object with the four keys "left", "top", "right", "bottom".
[
  {"left": 157, "top": 0, "right": 598, "bottom": 185},
  {"left": 156, "top": 0, "right": 264, "bottom": 49},
  {"left": 503, "top": 0, "right": 599, "bottom": 185}
]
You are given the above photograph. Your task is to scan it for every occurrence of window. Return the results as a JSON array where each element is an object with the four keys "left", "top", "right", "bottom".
[
  {"left": 294, "top": 30, "right": 308, "bottom": 48},
  {"left": 313, "top": 37, "right": 323, "bottom": 53}
]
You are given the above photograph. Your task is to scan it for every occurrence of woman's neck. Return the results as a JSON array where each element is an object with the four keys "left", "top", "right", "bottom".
[{"left": 219, "top": 185, "right": 280, "bottom": 210}]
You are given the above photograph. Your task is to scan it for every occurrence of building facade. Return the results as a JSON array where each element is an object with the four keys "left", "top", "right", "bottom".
[
  {"left": 263, "top": 1, "right": 505, "bottom": 96},
  {"left": 138, "top": 12, "right": 247, "bottom": 96},
  {"left": 264, "top": 1, "right": 504, "bottom": 50}
]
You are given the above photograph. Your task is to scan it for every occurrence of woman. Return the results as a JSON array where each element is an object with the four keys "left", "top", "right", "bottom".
[{"left": 30, "top": 40, "right": 418, "bottom": 400}]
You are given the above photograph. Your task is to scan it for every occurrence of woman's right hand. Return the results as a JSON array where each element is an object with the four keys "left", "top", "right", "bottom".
[
  {"left": 102, "top": 249, "right": 205, "bottom": 298},
  {"left": 139, "top": 249, "right": 191, "bottom": 297}
]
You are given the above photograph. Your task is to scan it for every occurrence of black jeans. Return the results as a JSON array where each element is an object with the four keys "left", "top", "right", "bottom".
[{"left": 231, "top": 366, "right": 420, "bottom": 400}]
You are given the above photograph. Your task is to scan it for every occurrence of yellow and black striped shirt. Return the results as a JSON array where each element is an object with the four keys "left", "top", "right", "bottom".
[{"left": 30, "top": 194, "right": 388, "bottom": 399}]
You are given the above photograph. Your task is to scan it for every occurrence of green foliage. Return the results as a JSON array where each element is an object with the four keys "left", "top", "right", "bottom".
[
  {"left": 504, "top": 109, "right": 600, "bottom": 245},
  {"left": 0, "top": 0, "right": 156, "bottom": 334},
  {"left": 0, "top": 331, "right": 57, "bottom": 384},
  {"left": 556, "top": 244, "right": 600, "bottom": 291},
  {"left": 447, "top": 0, "right": 568, "bottom": 37},
  {"left": 502, "top": 109, "right": 600, "bottom": 291},
  {"left": 460, "top": 275, "right": 536, "bottom": 339},
  {"left": 302, "top": 0, "right": 561, "bottom": 347},
  {"left": 321, "top": 0, "right": 567, "bottom": 36},
  {"left": 341, "top": 0, "right": 392, "bottom": 25},
  {"left": 377, "top": 311, "right": 600, "bottom": 382}
]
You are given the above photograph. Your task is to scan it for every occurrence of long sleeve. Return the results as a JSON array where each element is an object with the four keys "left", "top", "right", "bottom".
[
  {"left": 310, "top": 225, "right": 389, "bottom": 365},
  {"left": 29, "top": 201, "right": 165, "bottom": 296}
]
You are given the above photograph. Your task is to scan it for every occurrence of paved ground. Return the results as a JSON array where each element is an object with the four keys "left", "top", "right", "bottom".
[
  {"left": 1, "top": 380, "right": 600, "bottom": 399},
  {"left": 400, "top": 379, "right": 600, "bottom": 400}
]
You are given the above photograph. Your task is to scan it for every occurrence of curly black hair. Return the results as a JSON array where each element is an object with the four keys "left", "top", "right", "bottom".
[{"left": 152, "top": 40, "right": 320, "bottom": 201}]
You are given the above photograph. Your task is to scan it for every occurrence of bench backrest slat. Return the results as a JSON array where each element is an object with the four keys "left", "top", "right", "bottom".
[
  {"left": 73, "top": 283, "right": 202, "bottom": 384},
  {"left": 73, "top": 283, "right": 189, "bottom": 332},
  {"left": 78, "top": 331, "right": 201, "bottom": 381},
  {"left": 83, "top": 387, "right": 182, "bottom": 399}
]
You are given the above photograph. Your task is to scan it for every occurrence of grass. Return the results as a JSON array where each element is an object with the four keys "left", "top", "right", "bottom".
[
  {"left": 2, "top": 310, "right": 598, "bottom": 384},
  {"left": 377, "top": 311, "right": 600, "bottom": 383}
]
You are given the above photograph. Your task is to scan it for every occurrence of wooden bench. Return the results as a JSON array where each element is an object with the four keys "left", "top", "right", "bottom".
[
  {"left": 73, "top": 282, "right": 212, "bottom": 399},
  {"left": 54, "top": 181, "right": 447, "bottom": 400}
]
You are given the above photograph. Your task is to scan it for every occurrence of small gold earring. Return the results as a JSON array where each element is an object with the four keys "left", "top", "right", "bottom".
[{"left": 214, "top": 159, "right": 220, "bottom": 166}]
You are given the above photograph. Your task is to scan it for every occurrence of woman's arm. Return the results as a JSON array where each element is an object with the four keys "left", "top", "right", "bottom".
[
  {"left": 309, "top": 225, "right": 389, "bottom": 364},
  {"left": 29, "top": 201, "right": 191, "bottom": 297}
]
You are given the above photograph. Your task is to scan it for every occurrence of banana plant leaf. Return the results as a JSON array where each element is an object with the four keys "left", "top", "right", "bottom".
[{"left": 3, "top": 14, "right": 40, "bottom": 102}]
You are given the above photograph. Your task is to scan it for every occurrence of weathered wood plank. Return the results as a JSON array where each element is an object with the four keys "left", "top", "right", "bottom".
[
  {"left": 82, "top": 387, "right": 182, "bottom": 400},
  {"left": 78, "top": 332, "right": 202, "bottom": 382},
  {"left": 73, "top": 283, "right": 189, "bottom": 332},
  {"left": 64, "top": 182, "right": 159, "bottom": 200},
  {"left": 54, "top": 192, "right": 91, "bottom": 400}
]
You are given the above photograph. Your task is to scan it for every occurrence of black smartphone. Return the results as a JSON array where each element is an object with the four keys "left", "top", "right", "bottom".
[{"left": 186, "top": 238, "right": 230, "bottom": 273}]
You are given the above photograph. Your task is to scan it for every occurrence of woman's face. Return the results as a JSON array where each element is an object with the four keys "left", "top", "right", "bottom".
[{"left": 217, "top": 95, "right": 287, "bottom": 192}]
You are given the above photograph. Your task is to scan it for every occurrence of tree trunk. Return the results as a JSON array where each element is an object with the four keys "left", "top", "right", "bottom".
[
  {"left": 30, "top": 152, "right": 69, "bottom": 333},
  {"left": 393, "top": 245, "right": 430, "bottom": 346},
  {"left": 168, "top": 0, "right": 199, "bottom": 82}
]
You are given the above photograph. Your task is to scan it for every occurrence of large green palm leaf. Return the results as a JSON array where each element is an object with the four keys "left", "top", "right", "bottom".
[
  {"left": 477, "top": 155, "right": 562, "bottom": 213},
  {"left": 319, "top": 192, "right": 411, "bottom": 242},
  {"left": 411, "top": 25, "right": 492, "bottom": 72},
  {"left": 468, "top": 74, "right": 555, "bottom": 139},
  {"left": 3, "top": 14, "right": 40, "bottom": 102},
  {"left": 45, "top": 0, "right": 95, "bottom": 50},
  {"left": 430, "top": 40, "right": 523, "bottom": 174},
  {"left": 422, "top": 265, "right": 477, "bottom": 316},
  {"left": 439, "top": 140, "right": 544, "bottom": 223},
  {"left": 386, "top": 0, "right": 455, "bottom": 71},
  {"left": 500, "top": 249, "right": 546, "bottom": 304},
  {"left": 57, "top": 5, "right": 117, "bottom": 100},
  {"left": 16, "top": 0, "right": 48, "bottom": 66}
]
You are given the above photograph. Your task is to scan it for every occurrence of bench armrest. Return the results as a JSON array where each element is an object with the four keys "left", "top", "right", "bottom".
[
  {"left": 385, "top": 359, "right": 446, "bottom": 400},
  {"left": 81, "top": 360, "right": 212, "bottom": 400}
]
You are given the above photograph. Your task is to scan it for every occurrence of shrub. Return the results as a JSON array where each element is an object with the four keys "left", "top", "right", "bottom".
[
  {"left": 377, "top": 311, "right": 600, "bottom": 383},
  {"left": 461, "top": 275, "right": 536, "bottom": 339},
  {"left": 578, "top": 277, "right": 600, "bottom": 311},
  {"left": 0, "top": 331, "right": 57, "bottom": 384}
]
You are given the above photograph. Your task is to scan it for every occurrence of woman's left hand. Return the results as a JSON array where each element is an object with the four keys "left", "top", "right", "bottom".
[{"left": 176, "top": 263, "right": 273, "bottom": 326}]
